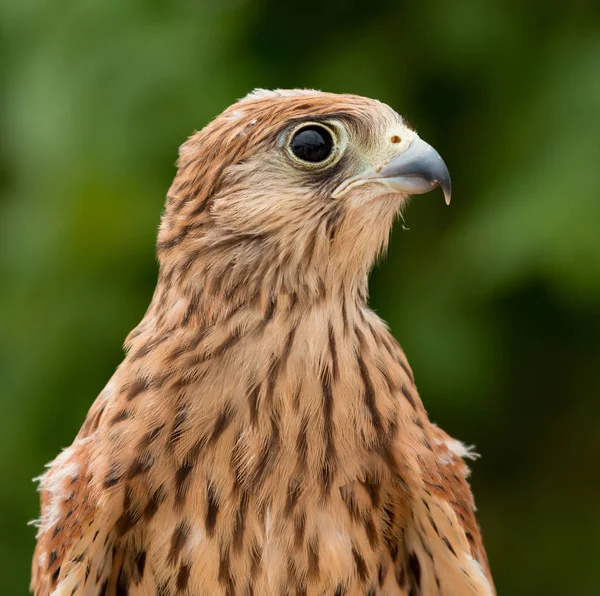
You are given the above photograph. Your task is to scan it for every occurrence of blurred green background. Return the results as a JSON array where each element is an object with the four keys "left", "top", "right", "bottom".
[{"left": 2, "top": 0, "right": 600, "bottom": 593}]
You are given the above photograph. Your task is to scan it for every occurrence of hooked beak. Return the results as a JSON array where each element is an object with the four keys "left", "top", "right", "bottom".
[{"left": 333, "top": 137, "right": 452, "bottom": 205}]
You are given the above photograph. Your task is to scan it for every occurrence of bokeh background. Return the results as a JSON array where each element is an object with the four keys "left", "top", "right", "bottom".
[{"left": 2, "top": 0, "right": 600, "bottom": 593}]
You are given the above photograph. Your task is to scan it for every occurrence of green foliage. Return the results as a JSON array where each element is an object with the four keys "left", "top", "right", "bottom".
[{"left": 1, "top": 0, "right": 599, "bottom": 593}]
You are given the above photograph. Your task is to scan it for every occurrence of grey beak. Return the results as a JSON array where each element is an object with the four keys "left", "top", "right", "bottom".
[{"left": 372, "top": 137, "right": 452, "bottom": 204}]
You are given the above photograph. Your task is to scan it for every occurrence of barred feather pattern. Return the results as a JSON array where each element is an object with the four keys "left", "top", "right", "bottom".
[{"left": 31, "top": 90, "right": 494, "bottom": 596}]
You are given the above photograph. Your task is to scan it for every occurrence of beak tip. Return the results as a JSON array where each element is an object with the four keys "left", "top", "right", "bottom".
[{"left": 439, "top": 176, "right": 452, "bottom": 205}]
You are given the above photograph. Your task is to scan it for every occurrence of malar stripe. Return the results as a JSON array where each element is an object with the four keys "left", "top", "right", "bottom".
[
  {"left": 302, "top": 229, "right": 319, "bottom": 268},
  {"left": 320, "top": 372, "right": 336, "bottom": 493},
  {"left": 325, "top": 204, "right": 344, "bottom": 241}
]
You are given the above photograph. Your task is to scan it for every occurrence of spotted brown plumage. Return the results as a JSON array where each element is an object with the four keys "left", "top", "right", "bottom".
[{"left": 31, "top": 89, "right": 494, "bottom": 595}]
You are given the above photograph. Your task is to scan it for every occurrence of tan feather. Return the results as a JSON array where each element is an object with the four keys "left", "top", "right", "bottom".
[{"left": 32, "top": 89, "right": 494, "bottom": 596}]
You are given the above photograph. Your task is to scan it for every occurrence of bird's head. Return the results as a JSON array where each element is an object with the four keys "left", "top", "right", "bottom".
[{"left": 157, "top": 89, "right": 450, "bottom": 307}]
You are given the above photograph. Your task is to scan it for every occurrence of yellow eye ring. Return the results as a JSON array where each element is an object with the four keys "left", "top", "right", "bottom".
[{"left": 285, "top": 121, "right": 343, "bottom": 169}]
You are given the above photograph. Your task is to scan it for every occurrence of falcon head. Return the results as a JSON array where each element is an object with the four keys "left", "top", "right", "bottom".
[{"left": 158, "top": 89, "right": 450, "bottom": 303}]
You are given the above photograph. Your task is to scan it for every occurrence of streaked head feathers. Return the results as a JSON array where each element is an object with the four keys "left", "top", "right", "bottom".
[{"left": 157, "top": 89, "right": 449, "bottom": 305}]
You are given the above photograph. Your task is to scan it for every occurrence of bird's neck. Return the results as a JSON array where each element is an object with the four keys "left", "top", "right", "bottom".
[
  {"left": 142, "top": 258, "right": 376, "bottom": 336},
  {"left": 130, "top": 274, "right": 369, "bottom": 356},
  {"left": 125, "top": 202, "right": 420, "bottom": 460},
  {"left": 152, "top": 190, "right": 401, "bottom": 327},
  {"left": 124, "top": 275, "right": 420, "bottom": 473}
]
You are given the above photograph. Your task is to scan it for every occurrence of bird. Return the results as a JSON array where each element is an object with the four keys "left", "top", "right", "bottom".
[{"left": 31, "top": 89, "right": 495, "bottom": 596}]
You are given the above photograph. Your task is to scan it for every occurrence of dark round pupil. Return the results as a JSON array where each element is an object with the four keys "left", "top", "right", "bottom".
[{"left": 290, "top": 125, "right": 333, "bottom": 163}]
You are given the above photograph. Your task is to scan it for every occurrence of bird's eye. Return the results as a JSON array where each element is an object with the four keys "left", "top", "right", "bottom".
[{"left": 289, "top": 125, "right": 334, "bottom": 164}]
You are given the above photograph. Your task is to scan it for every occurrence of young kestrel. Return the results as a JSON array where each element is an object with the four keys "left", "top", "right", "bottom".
[{"left": 32, "top": 89, "right": 494, "bottom": 596}]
